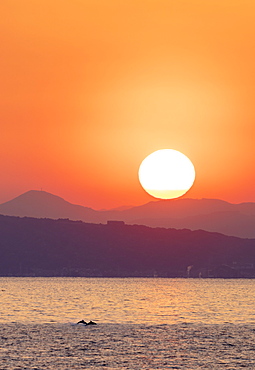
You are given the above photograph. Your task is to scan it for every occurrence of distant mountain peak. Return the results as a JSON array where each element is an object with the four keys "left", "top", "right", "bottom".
[
  {"left": 22, "top": 189, "right": 70, "bottom": 199},
  {"left": 0, "top": 190, "right": 98, "bottom": 220},
  {"left": 12, "top": 189, "right": 68, "bottom": 202}
]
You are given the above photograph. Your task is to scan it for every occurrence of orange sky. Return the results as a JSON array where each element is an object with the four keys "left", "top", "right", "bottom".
[{"left": 0, "top": 0, "right": 255, "bottom": 209}]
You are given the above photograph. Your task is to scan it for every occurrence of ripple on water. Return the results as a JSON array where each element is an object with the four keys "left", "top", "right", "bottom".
[
  {"left": 1, "top": 278, "right": 255, "bottom": 325},
  {"left": 0, "top": 323, "right": 255, "bottom": 369}
]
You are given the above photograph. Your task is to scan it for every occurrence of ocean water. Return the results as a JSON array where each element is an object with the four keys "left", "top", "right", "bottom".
[{"left": 0, "top": 278, "right": 255, "bottom": 369}]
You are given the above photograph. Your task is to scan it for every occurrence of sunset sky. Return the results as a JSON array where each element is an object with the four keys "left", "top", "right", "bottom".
[{"left": 1, "top": 0, "right": 255, "bottom": 209}]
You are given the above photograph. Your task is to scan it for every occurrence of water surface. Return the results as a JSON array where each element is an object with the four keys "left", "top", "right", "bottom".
[
  {"left": 1, "top": 278, "right": 255, "bottom": 369},
  {"left": 0, "top": 277, "right": 254, "bottom": 324}
]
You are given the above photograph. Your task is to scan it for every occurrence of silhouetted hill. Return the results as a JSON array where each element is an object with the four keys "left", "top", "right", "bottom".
[
  {"left": 0, "top": 191, "right": 255, "bottom": 238},
  {"left": 0, "top": 214, "right": 255, "bottom": 277},
  {"left": 0, "top": 190, "right": 105, "bottom": 222},
  {"left": 130, "top": 210, "right": 255, "bottom": 239}
]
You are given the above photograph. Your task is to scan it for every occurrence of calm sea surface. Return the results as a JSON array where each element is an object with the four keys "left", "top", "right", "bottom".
[{"left": 0, "top": 278, "right": 255, "bottom": 368}]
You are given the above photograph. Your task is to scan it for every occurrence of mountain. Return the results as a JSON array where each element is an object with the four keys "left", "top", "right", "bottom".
[
  {"left": 123, "top": 199, "right": 255, "bottom": 238},
  {"left": 0, "top": 190, "right": 255, "bottom": 238},
  {"left": 132, "top": 211, "right": 255, "bottom": 239},
  {"left": 0, "top": 190, "right": 105, "bottom": 222},
  {"left": 0, "top": 214, "right": 254, "bottom": 277}
]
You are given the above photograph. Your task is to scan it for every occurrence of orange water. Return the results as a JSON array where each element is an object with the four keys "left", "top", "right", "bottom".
[{"left": 1, "top": 277, "right": 255, "bottom": 324}]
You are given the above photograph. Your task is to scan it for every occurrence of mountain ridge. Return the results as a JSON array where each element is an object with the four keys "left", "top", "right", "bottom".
[{"left": 0, "top": 190, "right": 254, "bottom": 238}]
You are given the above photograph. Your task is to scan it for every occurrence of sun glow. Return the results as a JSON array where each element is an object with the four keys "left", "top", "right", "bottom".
[{"left": 138, "top": 149, "right": 195, "bottom": 199}]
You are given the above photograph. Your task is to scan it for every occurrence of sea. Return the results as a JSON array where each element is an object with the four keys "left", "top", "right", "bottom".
[{"left": 0, "top": 278, "right": 255, "bottom": 369}]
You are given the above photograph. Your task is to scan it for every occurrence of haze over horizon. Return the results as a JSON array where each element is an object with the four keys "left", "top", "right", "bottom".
[{"left": 1, "top": 1, "right": 255, "bottom": 209}]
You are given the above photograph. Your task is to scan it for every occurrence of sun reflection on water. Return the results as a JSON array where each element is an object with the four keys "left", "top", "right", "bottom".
[{"left": 0, "top": 278, "right": 255, "bottom": 324}]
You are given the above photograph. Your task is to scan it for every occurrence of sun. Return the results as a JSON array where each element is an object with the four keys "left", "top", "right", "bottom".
[{"left": 138, "top": 149, "right": 195, "bottom": 199}]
